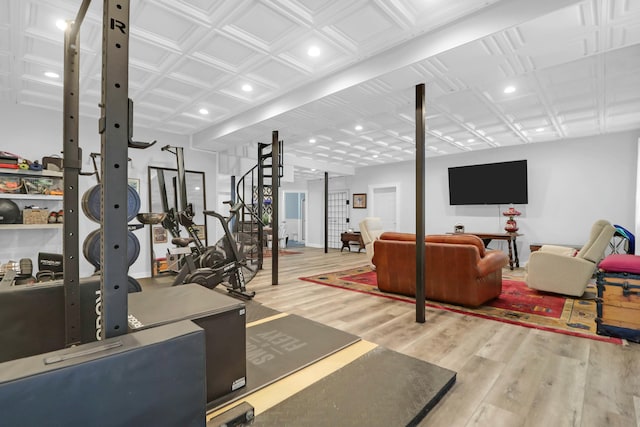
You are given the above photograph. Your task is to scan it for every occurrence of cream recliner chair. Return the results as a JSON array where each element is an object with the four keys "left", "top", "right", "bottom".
[
  {"left": 525, "top": 219, "right": 616, "bottom": 296},
  {"left": 359, "top": 217, "right": 384, "bottom": 268}
]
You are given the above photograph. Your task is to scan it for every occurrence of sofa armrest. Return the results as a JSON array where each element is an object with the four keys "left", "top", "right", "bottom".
[
  {"left": 539, "top": 245, "right": 578, "bottom": 256},
  {"left": 477, "top": 250, "right": 509, "bottom": 277},
  {"left": 526, "top": 251, "right": 596, "bottom": 296}
]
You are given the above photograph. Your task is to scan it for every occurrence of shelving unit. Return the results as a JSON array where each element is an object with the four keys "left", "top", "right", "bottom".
[
  {"left": 0, "top": 194, "right": 63, "bottom": 201},
  {"left": 0, "top": 167, "right": 63, "bottom": 229},
  {"left": 0, "top": 224, "right": 62, "bottom": 230}
]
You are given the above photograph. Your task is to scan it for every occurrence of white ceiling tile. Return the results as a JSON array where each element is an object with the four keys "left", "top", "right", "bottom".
[
  {"left": 152, "top": 77, "right": 206, "bottom": 102},
  {"left": 230, "top": 3, "right": 299, "bottom": 46},
  {"left": 194, "top": 33, "right": 259, "bottom": 69},
  {"left": 329, "top": 3, "right": 397, "bottom": 45},
  {"left": 248, "top": 58, "right": 308, "bottom": 88},
  {"left": 200, "top": 91, "right": 250, "bottom": 113},
  {"left": 0, "top": 28, "right": 10, "bottom": 52},
  {"left": 129, "top": 37, "right": 174, "bottom": 70},
  {"left": 134, "top": 2, "right": 201, "bottom": 46},
  {"left": 170, "top": 57, "right": 229, "bottom": 87}
]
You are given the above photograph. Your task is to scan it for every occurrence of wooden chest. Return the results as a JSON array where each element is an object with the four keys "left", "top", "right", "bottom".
[{"left": 596, "top": 269, "right": 640, "bottom": 343}]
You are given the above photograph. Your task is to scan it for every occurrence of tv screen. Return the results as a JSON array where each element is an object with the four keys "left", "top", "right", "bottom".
[{"left": 448, "top": 160, "right": 528, "bottom": 205}]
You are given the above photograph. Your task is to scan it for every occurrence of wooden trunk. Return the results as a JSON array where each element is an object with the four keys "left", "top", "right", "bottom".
[{"left": 596, "top": 270, "right": 640, "bottom": 343}]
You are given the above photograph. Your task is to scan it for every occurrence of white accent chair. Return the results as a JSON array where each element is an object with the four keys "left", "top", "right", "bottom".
[
  {"left": 359, "top": 217, "right": 384, "bottom": 268},
  {"left": 525, "top": 219, "right": 616, "bottom": 296}
]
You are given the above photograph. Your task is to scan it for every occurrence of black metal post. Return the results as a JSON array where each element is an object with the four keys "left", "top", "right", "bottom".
[
  {"left": 99, "top": 0, "right": 130, "bottom": 339},
  {"left": 324, "top": 172, "right": 328, "bottom": 253},
  {"left": 176, "top": 146, "right": 187, "bottom": 211},
  {"left": 272, "top": 131, "right": 279, "bottom": 285},
  {"left": 415, "top": 84, "right": 426, "bottom": 323},
  {"left": 257, "top": 144, "right": 265, "bottom": 269},
  {"left": 62, "top": 14, "right": 84, "bottom": 347}
]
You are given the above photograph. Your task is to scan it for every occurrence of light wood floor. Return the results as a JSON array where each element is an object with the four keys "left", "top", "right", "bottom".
[{"left": 246, "top": 247, "right": 640, "bottom": 427}]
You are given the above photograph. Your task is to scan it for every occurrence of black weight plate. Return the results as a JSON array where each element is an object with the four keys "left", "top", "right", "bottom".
[
  {"left": 81, "top": 186, "right": 101, "bottom": 223},
  {"left": 83, "top": 229, "right": 141, "bottom": 269},
  {"left": 127, "top": 185, "right": 141, "bottom": 220},
  {"left": 128, "top": 231, "right": 140, "bottom": 266},
  {"left": 127, "top": 276, "right": 142, "bottom": 293},
  {"left": 81, "top": 184, "right": 141, "bottom": 222},
  {"left": 83, "top": 229, "right": 101, "bottom": 269}
]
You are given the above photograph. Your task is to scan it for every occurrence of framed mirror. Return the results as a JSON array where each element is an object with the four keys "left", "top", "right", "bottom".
[{"left": 147, "top": 166, "right": 207, "bottom": 276}]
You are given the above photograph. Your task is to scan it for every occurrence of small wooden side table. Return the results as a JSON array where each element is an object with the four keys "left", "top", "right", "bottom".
[{"left": 341, "top": 232, "right": 364, "bottom": 252}]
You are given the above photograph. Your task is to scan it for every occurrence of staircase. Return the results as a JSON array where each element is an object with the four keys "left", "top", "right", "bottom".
[{"left": 235, "top": 141, "right": 284, "bottom": 270}]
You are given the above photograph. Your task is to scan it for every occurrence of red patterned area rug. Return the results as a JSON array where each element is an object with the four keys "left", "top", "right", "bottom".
[{"left": 300, "top": 266, "right": 622, "bottom": 344}]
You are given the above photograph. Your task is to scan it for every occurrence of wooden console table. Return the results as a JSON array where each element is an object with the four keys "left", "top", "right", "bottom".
[
  {"left": 341, "top": 232, "right": 365, "bottom": 252},
  {"left": 452, "top": 232, "right": 521, "bottom": 270}
]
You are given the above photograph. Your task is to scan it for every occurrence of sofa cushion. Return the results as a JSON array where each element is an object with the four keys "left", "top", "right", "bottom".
[
  {"left": 379, "top": 232, "right": 486, "bottom": 257},
  {"left": 379, "top": 232, "right": 415, "bottom": 242},
  {"left": 425, "top": 234, "right": 486, "bottom": 257}
]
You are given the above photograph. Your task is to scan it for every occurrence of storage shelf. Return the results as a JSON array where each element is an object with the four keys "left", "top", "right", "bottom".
[
  {"left": 0, "top": 168, "right": 62, "bottom": 178},
  {"left": 0, "top": 193, "right": 62, "bottom": 201},
  {"left": 0, "top": 223, "right": 62, "bottom": 230}
]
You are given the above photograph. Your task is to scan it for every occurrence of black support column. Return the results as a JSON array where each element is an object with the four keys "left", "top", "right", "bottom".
[
  {"left": 98, "top": 0, "right": 130, "bottom": 339},
  {"left": 415, "top": 84, "right": 426, "bottom": 323},
  {"left": 61, "top": 0, "right": 90, "bottom": 347},
  {"left": 271, "top": 131, "right": 279, "bottom": 286},
  {"left": 324, "top": 172, "right": 328, "bottom": 253}
]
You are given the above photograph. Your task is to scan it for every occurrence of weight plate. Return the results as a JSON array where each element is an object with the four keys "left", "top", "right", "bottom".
[
  {"left": 82, "top": 229, "right": 100, "bottom": 269},
  {"left": 83, "top": 229, "right": 141, "bottom": 269},
  {"left": 127, "top": 276, "right": 142, "bottom": 293},
  {"left": 82, "top": 184, "right": 141, "bottom": 223},
  {"left": 127, "top": 185, "right": 141, "bottom": 220},
  {"left": 81, "top": 186, "right": 101, "bottom": 223}
]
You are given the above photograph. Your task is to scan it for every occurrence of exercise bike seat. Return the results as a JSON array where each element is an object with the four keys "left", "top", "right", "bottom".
[{"left": 171, "top": 237, "right": 194, "bottom": 247}]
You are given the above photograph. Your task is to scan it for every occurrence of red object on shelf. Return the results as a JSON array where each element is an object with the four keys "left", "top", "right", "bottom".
[{"left": 503, "top": 206, "right": 522, "bottom": 232}]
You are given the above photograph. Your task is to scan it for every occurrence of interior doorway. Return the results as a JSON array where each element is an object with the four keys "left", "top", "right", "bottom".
[
  {"left": 283, "top": 191, "right": 307, "bottom": 247},
  {"left": 328, "top": 190, "right": 349, "bottom": 249},
  {"left": 370, "top": 185, "right": 398, "bottom": 232}
]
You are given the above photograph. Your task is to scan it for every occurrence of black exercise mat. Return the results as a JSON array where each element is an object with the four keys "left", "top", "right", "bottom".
[
  {"left": 208, "top": 314, "right": 360, "bottom": 409},
  {"left": 243, "top": 299, "right": 281, "bottom": 323},
  {"left": 253, "top": 346, "right": 456, "bottom": 427}
]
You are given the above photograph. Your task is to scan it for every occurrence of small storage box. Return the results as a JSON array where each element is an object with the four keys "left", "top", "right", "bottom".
[
  {"left": 596, "top": 254, "right": 640, "bottom": 343},
  {"left": 23, "top": 208, "right": 49, "bottom": 224}
]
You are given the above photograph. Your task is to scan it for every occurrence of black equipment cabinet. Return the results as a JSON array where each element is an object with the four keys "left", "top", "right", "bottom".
[{"left": 128, "top": 284, "right": 247, "bottom": 403}]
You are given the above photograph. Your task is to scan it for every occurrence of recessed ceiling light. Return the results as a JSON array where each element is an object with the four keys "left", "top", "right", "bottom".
[
  {"left": 309, "top": 138, "right": 316, "bottom": 143},
  {"left": 241, "top": 84, "right": 253, "bottom": 92},
  {"left": 307, "top": 46, "right": 321, "bottom": 57},
  {"left": 355, "top": 125, "right": 363, "bottom": 131},
  {"left": 503, "top": 85, "right": 516, "bottom": 94},
  {"left": 44, "top": 71, "right": 59, "bottom": 79},
  {"left": 198, "top": 108, "right": 209, "bottom": 115},
  {"left": 536, "top": 127, "right": 545, "bottom": 132},
  {"left": 372, "top": 155, "right": 378, "bottom": 158},
  {"left": 467, "top": 138, "right": 475, "bottom": 143},
  {"left": 56, "top": 20, "right": 68, "bottom": 31},
  {"left": 311, "top": 168, "right": 316, "bottom": 172}
]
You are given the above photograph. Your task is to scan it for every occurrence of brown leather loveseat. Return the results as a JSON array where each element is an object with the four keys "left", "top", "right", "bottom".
[{"left": 372, "top": 232, "right": 509, "bottom": 307}]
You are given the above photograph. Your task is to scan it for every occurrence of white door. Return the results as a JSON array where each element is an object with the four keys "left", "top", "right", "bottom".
[{"left": 372, "top": 186, "right": 397, "bottom": 231}]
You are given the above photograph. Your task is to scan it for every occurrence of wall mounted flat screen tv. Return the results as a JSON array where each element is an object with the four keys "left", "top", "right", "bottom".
[{"left": 448, "top": 160, "right": 528, "bottom": 205}]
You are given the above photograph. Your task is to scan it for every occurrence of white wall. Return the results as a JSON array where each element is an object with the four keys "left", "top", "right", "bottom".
[
  {"left": 305, "top": 129, "right": 640, "bottom": 261},
  {"left": 0, "top": 102, "right": 218, "bottom": 278}
]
